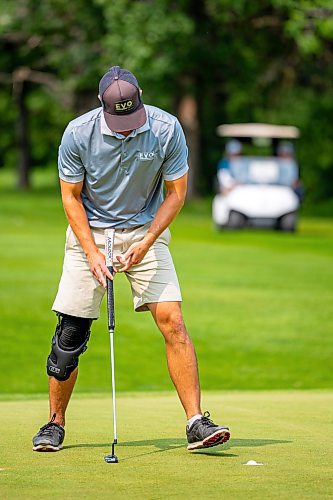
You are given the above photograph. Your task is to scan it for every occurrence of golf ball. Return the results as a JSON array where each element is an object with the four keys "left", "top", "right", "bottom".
[{"left": 244, "top": 460, "right": 263, "bottom": 466}]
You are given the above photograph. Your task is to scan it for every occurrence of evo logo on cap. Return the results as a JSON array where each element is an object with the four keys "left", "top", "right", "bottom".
[{"left": 115, "top": 99, "right": 134, "bottom": 113}]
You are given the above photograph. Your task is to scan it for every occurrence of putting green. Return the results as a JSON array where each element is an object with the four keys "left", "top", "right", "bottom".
[{"left": 0, "top": 391, "right": 332, "bottom": 499}]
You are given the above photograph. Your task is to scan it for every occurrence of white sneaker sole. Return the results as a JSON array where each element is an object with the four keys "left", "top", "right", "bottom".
[
  {"left": 33, "top": 444, "right": 62, "bottom": 452},
  {"left": 187, "top": 428, "right": 231, "bottom": 451}
]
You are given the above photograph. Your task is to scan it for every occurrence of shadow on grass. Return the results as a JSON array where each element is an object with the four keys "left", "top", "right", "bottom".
[
  {"left": 193, "top": 438, "right": 292, "bottom": 457},
  {"left": 63, "top": 437, "right": 291, "bottom": 460}
]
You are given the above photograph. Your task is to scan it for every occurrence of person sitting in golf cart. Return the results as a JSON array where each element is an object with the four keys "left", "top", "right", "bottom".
[
  {"left": 217, "top": 139, "right": 242, "bottom": 194},
  {"left": 277, "top": 141, "right": 304, "bottom": 201}
]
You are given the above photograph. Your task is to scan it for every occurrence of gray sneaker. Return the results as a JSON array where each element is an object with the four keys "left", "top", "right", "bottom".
[
  {"left": 32, "top": 414, "right": 65, "bottom": 452},
  {"left": 186, "top": 412, "right": 230, "bottom": 450}
]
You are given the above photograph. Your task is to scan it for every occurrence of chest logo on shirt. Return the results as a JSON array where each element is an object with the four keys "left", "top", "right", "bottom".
[{"left": 137, "top": 152, "right": 156, "bottom": 160}]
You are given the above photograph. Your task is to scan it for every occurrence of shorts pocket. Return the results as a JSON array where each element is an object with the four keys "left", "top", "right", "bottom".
[
  {"left": 158, "top": 227, "right": 171, "bottom": 245},
  {"left": 65, "top": 226, "right": 77, "bottom": 250}
]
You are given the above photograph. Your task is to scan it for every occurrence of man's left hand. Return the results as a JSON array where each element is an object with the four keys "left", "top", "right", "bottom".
[{"left": 116, "top": 239, "right": 152, "bottom": 272}]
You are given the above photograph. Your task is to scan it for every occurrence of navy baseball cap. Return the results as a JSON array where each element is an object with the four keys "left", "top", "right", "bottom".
[{"left": 99, "top": 66, "right": 146, "bottom": 132}]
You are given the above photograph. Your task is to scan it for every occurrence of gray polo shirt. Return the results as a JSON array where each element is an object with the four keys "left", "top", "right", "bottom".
[{"left": 58, "top": 104, "right": 189, "bottom": 228}]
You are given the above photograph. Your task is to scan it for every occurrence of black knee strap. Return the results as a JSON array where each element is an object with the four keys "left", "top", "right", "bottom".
[{"left": 47, "top": 314, "right": 92, "bottom": 381}]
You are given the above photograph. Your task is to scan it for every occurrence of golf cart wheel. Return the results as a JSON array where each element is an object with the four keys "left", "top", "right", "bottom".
[
  {"left": 227, "top": 211, "right": 246, "bottom": 229},
  {"left": 278, "top": 212, "right": 297, "bottom": 232},
  {"left": 214, "top": 222, "right": 225, "bottom": 231}
]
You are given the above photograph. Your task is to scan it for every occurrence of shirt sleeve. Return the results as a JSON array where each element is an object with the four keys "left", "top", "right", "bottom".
[
  {"left": 162, "top": 120, "right": 189, "bottom": 181},
  {"left": 58, "top": 126, "right": 85, "bottom": 183}
]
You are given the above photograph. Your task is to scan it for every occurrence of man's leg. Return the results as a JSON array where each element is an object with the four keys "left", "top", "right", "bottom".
[
  {"left": 46, "top": 314, "right": 92, "bottom": 423},
  {"left": 32, "top": 314, "right": 92, "bottom": 451},
  {"left": 33, "top": 227, "right": 107, "bottom": 451},
  {"left": 148, "top": 300, "right": 231, "bottom": 450},
  {"left": 148, "top": 301, "right": 201, "bottom": 419},
  {"left": 49, "top": 368, "right": 78, "bottom": 427}
]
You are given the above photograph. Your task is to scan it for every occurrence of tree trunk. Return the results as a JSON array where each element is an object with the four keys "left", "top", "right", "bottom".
[
  {"left": 178, "top": 94, "right": 200, "bottom": 199},
  {"left": 14, "top": 79, "right": 31, "bottom": 189}
]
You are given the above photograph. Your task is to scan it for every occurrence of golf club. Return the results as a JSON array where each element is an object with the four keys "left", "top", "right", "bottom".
[{"left": 104, "top": 228, "right": 118, "bottom": 464}]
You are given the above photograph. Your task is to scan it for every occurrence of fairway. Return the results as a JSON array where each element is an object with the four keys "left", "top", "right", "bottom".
[
  {"left": 0, "top": 391, "right": 332, "bottom": 499},
  {"left": 1, "top": 174, "right": 333, "bottom": 498},
  {"left": 0, "top": 178, "right": 333, "bottom": 394}
]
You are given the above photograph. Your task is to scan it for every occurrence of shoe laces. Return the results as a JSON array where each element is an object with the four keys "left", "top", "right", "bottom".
[
  {"left": 201, "top": 411, "right": 215, "bottom": 427},
  {"left": 39, "top": 413, "right": 62, "bottom": 435}
]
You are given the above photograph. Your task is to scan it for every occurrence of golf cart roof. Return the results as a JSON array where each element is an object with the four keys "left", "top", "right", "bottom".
[{"left": 216, "top": 123, "right": 300, "bottom": 139}]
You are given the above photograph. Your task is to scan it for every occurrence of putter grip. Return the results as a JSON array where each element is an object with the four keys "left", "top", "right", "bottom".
[
  {"left": 105, "top": 229, "right": 115, "bottom": 331},
  {"left": 107, "top": 268, "right": 115, "bottom": 331}
]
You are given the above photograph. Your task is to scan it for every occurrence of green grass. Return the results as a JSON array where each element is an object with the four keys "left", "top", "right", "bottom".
[
  {"left": 0, "top": 391, "right": 332, "bottom": 499},
  {"left": 1, "top": 169, "right": 332, "bottom": 497},
  {"left": 0, "top": 169, "right": 333, "bottom": 393}
]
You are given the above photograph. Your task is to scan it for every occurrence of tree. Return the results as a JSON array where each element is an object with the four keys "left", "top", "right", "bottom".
[
  {"left": 0, "top": 0, "right": 333, "bottom": 203},
  {"left": 0, "top": 0, "right": 106, "bottom": 188}
]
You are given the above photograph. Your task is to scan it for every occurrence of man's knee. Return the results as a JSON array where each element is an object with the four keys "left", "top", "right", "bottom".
[
  {"left": 47, "top": 313, "right": 93, "bottom": 381},
  {"left": 155, "top": 305, "right": 189, "bottom": 343}
]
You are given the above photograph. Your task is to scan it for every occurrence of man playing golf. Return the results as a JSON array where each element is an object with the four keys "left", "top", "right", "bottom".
[{"left": 32, "top": 66, "right": 230, "bottom": 452}]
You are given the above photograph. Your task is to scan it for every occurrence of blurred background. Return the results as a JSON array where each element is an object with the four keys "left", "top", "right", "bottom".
[
  {"left": 1, "top": 0, "right": 333, "bottom": 208},
  {"left": 0, "top": 1, "right": 332, "bottom": 395}
]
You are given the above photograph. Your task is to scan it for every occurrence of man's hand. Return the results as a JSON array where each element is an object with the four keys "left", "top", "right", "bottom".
[
  {"left": 87, "top": 248, "right": 113, "bottom": 288},
  {"left": 116, "top": 238, "right": 152, "bottom": 273}
]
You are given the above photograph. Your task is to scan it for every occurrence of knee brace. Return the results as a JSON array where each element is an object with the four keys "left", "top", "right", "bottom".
[{"left": 47, "top": 313, "right": 93, "bottom": 381}]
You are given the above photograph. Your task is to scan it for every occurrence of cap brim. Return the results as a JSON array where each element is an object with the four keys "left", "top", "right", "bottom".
[{"left": 103, "top": 104, "right": 147, "bottom": 133}]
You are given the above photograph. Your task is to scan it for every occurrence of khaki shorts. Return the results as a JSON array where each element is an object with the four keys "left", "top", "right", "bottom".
[{"left": 52, "top": 223, "right": 182, "bottom": 318}]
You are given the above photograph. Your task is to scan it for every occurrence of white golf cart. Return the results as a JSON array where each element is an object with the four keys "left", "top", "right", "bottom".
[{"left": 212, "top": 123, "right": 302, "bottom": 231}]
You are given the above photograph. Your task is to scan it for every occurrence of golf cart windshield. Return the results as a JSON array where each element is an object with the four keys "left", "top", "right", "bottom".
[{"left": 228, "top": 157, "right": 298, "bottom": 186}]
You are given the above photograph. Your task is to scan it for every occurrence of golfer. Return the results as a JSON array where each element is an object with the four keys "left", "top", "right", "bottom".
[{"left": 32, "top": 66, "right": 230, "bottom": 452}]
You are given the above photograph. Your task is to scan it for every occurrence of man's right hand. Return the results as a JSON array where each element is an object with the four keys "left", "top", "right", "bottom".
[{"left": 86, "top": 248, "right": 113, "bottom": 288}]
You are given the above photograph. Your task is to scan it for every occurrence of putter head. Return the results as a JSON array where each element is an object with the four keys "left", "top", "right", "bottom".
[{"left": 104, "top": 454, "right": 118, "bottom": 463}]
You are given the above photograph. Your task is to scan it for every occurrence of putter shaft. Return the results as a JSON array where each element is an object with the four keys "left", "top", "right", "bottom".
[
  {"left": 108, "top": 326, "right": 117, "bottom": 444},
  {"left": 104, "top": 229, "right": 118, "bottom": 463}
]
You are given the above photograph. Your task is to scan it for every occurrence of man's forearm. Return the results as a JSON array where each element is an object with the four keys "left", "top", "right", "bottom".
[
  {"left": 115, "top": 188, "right": 185, "bottom": 273},
  {"left": 144, "top": 190, "right": 185, "bottom": 246},
  {"left": 62, "top": 195, "right": 97, "bottom": 258},
  {"left": 60, "top": 179, "right": 112, "bottom": 287}
]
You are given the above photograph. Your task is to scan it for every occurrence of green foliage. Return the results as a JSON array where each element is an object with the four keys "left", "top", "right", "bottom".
[
  {"left": 0, "top": 0, "right": 333, "bottom": 203},
  {"left": 97, "top": 0, "right": 194, "bottom": 108}
]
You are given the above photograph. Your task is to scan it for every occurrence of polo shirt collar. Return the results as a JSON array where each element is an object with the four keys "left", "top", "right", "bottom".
[{"left": 100, "top": 107, "right": 150, "bottom": 138}]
